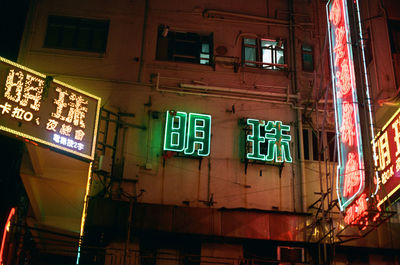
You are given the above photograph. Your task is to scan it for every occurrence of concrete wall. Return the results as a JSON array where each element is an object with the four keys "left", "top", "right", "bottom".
[
  {"left": 18, "top": 0, "right": 322, "bottom": 213},
  {"left": 17, "top": 0, "right": 400, "bottom": 257}
]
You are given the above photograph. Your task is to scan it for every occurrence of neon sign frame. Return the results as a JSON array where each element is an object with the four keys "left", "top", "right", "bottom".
[{"left": 326, "top": 0, "right": 377, "bottom": 212}]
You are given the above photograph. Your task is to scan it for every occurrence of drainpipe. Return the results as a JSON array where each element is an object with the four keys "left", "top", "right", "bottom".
[
  {"left": 138, "top": 0, "right": 149, "bottom": 82},
  {"left": 297, "top": 108, "right": 307, "bottom": 212},
  {"left": 288, "top": 0, "right": 306, "bottom": 212}
]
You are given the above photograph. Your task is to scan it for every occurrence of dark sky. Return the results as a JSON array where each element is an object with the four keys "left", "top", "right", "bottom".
[
  {"left": 0, "top": 0, "right": 30, "bottom": 226},
  {"left": 0, "top": 0, "right": 30, "bottom": 61}
]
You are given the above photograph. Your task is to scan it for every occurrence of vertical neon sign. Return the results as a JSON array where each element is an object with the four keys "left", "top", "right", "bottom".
[
  {"left": 327, "top": 0, "right": 367, "bottom": 211},
  {"left": 0, "top": 208, "right": 15, "bottom": 265}
]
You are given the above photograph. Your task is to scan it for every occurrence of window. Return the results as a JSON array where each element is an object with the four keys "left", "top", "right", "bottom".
[
  {"left": 301, "top": 128, "right": 337, "bottom": 162},
  {"left": 301, "top": 44, "right": 314, "bottom": 72},
  {"left": 364, "top": 28, "right": 373, "bottom": 64},
  {"left": 242, "top": 37, "right": 286, "bottom": 70},
  {"left": 44, "top": 16, "right": 109, "bottom": 53},
  {"left": 156, "top": 25, "right": 212, "bottom": 65}
]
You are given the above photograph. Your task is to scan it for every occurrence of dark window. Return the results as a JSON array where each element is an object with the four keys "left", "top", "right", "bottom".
[
  {"left": 301, "top": 44, "right": 314, "bottom": 72},
  {"left": 364, "top": 28, "right": 373, "bottom": 64},
  {"left": 303, "top": 129, "right": 310, "bottom": 160},
  {"left": 302, "top": 129, "right": 336, "bottom": 162},
  {"left": 156, "top": 25, "right": 212, "bottom": 65},
  {"left": 312, "top": 131, "right": 319, "bottom": 161},
  {"left": 327, "top": 131, "right": 337, "bottom": 162},
  {"left": 389, "top": 20, "right": 400, "bottom": 54},
  {"left": 242, "top": 38, "right": 286, "bottom": 70},
  {"left": 44, "top": 16, "right": 109, "bottom": 53}
]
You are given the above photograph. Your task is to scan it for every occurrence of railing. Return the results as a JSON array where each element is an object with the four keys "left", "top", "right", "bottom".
[{"left": 77, "top": 248, "right": 290, "bottom": 265}]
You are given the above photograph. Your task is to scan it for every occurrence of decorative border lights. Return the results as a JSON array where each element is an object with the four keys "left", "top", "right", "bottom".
[
  {"left": 0, "top": 56, "right": 100, "bottom": 161},
  {"left": 374, "top": 109, "right": 400, "bottom": 207}
]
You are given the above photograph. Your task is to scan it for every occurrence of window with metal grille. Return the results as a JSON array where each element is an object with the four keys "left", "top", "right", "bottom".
[
  {"left": 301, "top": 128, "right": 337, "bottom": 162},
  {"left": 242, "top": 37, "right": 286, "bottom": 70},
  {"left": 44, "top": 15, "right": 109, "bottom": 53},
  {"left": 156, "top": 25, "right": 212, "bottom": 65}
]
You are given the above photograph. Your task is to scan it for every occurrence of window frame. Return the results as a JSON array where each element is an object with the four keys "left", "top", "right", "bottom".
[
  {"left": 156, "top": 26, "right": 213, "bottom": 66},
  {"left": 44, "top": 15, "right": 109, "bottom": 53},
  {"left": 301, "top": 128, "right": 337, "bottom": 162},
  {"left": 242, "top": 37, "right": 287, "bottom": 70},
  {"left": 301, "top": 44, "right": 314, "bottom": 72}
]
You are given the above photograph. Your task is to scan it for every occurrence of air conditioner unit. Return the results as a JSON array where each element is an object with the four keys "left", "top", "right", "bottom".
[{"left": 277, "top": 246, "right": 305, "bottom": 264}]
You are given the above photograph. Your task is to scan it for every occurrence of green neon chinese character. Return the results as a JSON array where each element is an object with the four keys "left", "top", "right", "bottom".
[
  {"left": 164, "top": 111, "right": 187, "bottom": 152},
  {"left": 246, "top": 119, "right": 266, "bottom": 161},
  {"left": 265, "top": 121, "right": 292, "bottom": 163},
  {"left": 184, "top": 113, "right": 211, "bottom": 156}
]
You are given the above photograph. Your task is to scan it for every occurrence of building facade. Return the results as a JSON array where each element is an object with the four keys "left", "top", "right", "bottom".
[{"left": 2, "top": 0, "right": 400, "bottom": 264}]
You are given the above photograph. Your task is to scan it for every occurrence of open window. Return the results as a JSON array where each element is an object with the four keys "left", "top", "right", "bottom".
[
  {"left": 156, "top": 25, "right": 213, "bottom": 65},
  {"left": 242, "top": 37, "right": 286, "bottom": 70}
]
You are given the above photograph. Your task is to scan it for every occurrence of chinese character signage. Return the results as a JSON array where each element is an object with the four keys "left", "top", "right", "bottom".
[
  {"left": 327, "top": 0, "right": 368, "bottom": 211},
  {"left": 163, "top": 112, "right": 293, "bottom": 163},
  {"left": 246, "top": 119, "right": 292, "bottom": 163},
  {"left": 163, "top": 110, "right": 211, "bottom": 157},
  {"left": 374, "top": 109, "right": 400, "bottom": 206},
  {"left": 0, "top": 56, "right": 100, "bottom": 160}
]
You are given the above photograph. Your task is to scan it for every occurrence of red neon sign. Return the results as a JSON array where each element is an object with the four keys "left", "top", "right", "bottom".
[
  {"left": 0, "top": 208, "right": 15, "bottom": 264},
  {"left": 327, "top": 0, "right": 365, "bottom": 211}
]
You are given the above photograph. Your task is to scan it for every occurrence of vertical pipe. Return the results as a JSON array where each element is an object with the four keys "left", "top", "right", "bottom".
[
  {"left": 138, "top": 0, "right": 149, "bottom": 82},
  {"left": 124, "top": 197, "right": 134, "bottom": 265},
  {"left": 289, "top": 0, "right": 298, "bottom": 94},
  {"left": 297, "top": 109, "right": 307, "bottom": 212},
  {"left": 207, "top": 157, "right": 211, "bottom": 203}
]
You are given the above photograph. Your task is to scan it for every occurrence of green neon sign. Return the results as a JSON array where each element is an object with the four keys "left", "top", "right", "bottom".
[
  {"left": 164, "top": 111, "right": 187, "bottom": 152},
  {"left": 246, "top": 119, "right": 292, "bottom": 163},
  {"left": 247, "top": 119, "right": 266, "bottom": 160},
  {"left": 163, "top": 110, "right": 211, "bottom": 157}
]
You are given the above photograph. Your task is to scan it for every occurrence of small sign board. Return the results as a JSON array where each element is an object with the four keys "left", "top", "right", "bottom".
[{"left": 0, "top": 56, "right": 100, "bottom": 160}]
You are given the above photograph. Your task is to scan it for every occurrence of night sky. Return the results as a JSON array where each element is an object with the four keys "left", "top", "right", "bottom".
[
  {"left": 0, "top": 0, "right": 30, "bottom": 230},
  {"left": 0, "top": 0, "right": 30, "bottom": 61}
]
